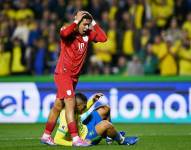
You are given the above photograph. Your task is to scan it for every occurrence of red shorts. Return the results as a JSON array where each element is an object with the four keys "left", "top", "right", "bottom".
[{"left": 54, "top": 73, "right": 78, "bottom": 99}]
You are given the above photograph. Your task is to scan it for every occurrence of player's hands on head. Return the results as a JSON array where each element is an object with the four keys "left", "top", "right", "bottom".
[
  {"left": 92, "top": 93, "right": 103, "bottom": 102},
  {"left": 83, "top": 11, "right": 93, "bottom": 20},
  {"left": 75, "top": 11, "right": 87, "bottom": 23},
  {"left": 75, "top": 11, "right": 93, "bottom": 23}
]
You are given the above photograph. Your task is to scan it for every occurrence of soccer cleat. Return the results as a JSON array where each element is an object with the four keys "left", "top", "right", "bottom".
[
  {"left": 120, "top": 136, "right": 139, "bottom": 145},
  {"left": 41, "top": 136, "right": 56, "bottom": 146},
  {"left": 72, "top": 137, "right": 91, "bottom": 147},
  {"left": 106, "top": 131, "right": 126, "bottom": 144},
  {"left": 119, "top": 131, "right": 126, "bottom": 136},
  {"left": 106, "top": 137, "right": 113, "bottom": 144}
]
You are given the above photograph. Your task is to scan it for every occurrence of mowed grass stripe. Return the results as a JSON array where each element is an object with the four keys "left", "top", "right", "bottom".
[{"left": 0, "top": 124, "right": 191, "bottom": 150}]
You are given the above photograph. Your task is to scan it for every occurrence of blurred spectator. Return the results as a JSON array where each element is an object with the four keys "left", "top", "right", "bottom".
[
  {"left": 139, "top": 44, "right": 159, "bottom": 75},
  {"left": 113, "top": 55, "right": 128, "bottom": 76},
  {"left": 100, "top": 10, "right": 109, "bottom": 31},
  {"left": 88, "top": 56, "right": 103, "bottom": 75},
  {"left": 0, "top": 41, "right": 11, "bottom": 76},
  {"left": 12, "top": 19, "right": 30, "bottom": 44},
  {"left": 145, "top": 19, "right": 159, "bottom": 42},
  {"left": 182, "top": 13, "right": 191, "bottom": 39},
  {"left": 88, "top": 0, "right": 108, "bottom": 21},
  {"left": 174, "top": 0, "right": 188, "bottom": 24},
  {"left": 122, "top": 19, "right": 134, "bottom": 59},
  {"left": 30, "top": 0, "right": 44, "bottom": 19},
  {"left": 103, "top": 64, "right": 111, "bottom": 75},
  {"left": 11, "top": 38, "right": 27, "bottom": 74},
  {"left": 47, "top": 34, "right": 59, "bottom": 74},
  {"left": 173, "top": 31, "right": 191, "bottom": 75},
  {"left": 15, "top": 0, "right": 34, "bottom": 20},
  {"left": 33, "top": 37, "right": 46, "bottom": 75},
  {"left": 129, "top": 0, "right": 145, "bottom": 30},
  {"left": 140, "top": 27, "right": 151, "bottom": 49},
  {"left": 151, "top": 35, "right": 177, "bottom": 76},
  {"left": 0, "top": 0, "right": 191, "bottom": 76},
  {"left": 150, "top": 0, "right": 174, "bottom": 29},
  {"left": 127, "top": 55, "right": 144, "bottom": 76},
  {"left": 108, "top": 0, "right": 118, "bottom": 21},
  {"left": 2, "top": 1, "right": 15, "bottom": 19},
  {"left": 164, "top": 17, "right": 182, "bottom": 44},
  {"left": 54, "top": 0, "right": 66, "bottom": 22}
]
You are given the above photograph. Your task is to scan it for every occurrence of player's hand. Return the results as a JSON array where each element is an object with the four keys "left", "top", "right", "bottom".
[
  {"left": 83, "top": 11, "right": 93, "bottom": 20},
  {"left": 92, "top": 93, "right": 103, "bottom": 102},
  {"left": 75, "top": 11, "right": 86, "bottom": 23}
]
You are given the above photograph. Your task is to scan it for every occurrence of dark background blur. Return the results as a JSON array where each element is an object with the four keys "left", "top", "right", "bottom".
[{"left": 0, "top": 0, "right": 191, "bottom": 77}]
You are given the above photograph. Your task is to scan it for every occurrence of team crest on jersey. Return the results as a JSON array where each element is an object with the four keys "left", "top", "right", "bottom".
[
  {"left": 82, "top": 36, "right": 88, "bottom": 42},
  {"left": 66, "top": 90, "right": 72, "bottom": 96}
]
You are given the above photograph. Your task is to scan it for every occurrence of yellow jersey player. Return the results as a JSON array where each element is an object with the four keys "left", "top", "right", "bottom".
[{"left": 54, "top": 93, "right": 138, "bottom": 146}]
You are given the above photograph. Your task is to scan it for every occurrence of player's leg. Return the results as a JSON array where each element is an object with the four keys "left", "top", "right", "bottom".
[
  {"left": 95, "top": 120, "right": 124, "bottom": 143},
  {"left": 63, "top": 78, "right": 90, "bottom": 146},
  {"left": 95, "top": 120, "right": 138, "bottom": 145},
  {"left": 64, "top": 97, "right": 78, "bottom": 138},
  {"left": 96, "top": 105, "right": 111, "bottom": 121},
  {"left": 41, "top": 98, "right": 64, "bottom": 145},
  {"left": 96, "top": 106, "right": 121, "bottom": 144}
]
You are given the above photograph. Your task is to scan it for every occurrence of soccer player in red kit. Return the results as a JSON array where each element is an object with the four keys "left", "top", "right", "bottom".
[{"left": 41, "top": 11, "right": 107, "bottom": 146}]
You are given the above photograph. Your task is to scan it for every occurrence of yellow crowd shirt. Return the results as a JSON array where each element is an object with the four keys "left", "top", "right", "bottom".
[{"left": 152, "top": 42, "right": 177, "bottom": 75}]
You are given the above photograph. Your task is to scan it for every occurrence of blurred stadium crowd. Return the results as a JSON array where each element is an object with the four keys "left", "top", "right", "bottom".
[{"left": 0, "top": 0, "right": 191, "bottom": 76}]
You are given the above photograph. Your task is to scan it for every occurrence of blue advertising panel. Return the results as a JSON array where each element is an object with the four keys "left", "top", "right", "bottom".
[{"left": 0, "top": 82, "right": 191, "bottom": 123}]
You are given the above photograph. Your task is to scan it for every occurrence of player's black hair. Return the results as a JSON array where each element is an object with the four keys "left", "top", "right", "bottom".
[
  {"left": 75, "top": 92, "right": 88, "bottom": 103},
  {"left": 74, "top": 10, "right": 92, "bottom": 24},
  {"left": 82, "top": 13, "right": 92, "bottom": 20}
]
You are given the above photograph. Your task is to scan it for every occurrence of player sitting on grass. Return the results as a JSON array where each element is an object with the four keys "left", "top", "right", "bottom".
[{"left": 54, "top": 93, "right": 138, "bottom": 146}]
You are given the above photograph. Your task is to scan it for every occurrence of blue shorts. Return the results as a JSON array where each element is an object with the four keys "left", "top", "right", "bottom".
[{"left": 83, "top": 111, "right": 102, "bottom": 145}]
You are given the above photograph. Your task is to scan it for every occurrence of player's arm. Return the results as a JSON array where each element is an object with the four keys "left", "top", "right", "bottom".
[
  {"left": 80, "top": 93, "right": 103, "bottom": 122},
  {"left": 86, "top": 93, "right": 103, "bottom": 110},
  {"left": 89, "top": 20, "right": 107, "bottom": 42},
  {"left": 60, "top": 11, "right": 86, "bottom": 38},
  {"left": 60, "top": 23, "right": 77, "bottom": 38}
]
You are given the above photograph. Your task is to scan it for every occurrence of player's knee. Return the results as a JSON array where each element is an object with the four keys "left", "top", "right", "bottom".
[
  {"left": 103, "top": 106, "right": 110, "bottom": 114},
  {"left": 101, "top": 106, "right": 110, "bottom": 117},
  {"left": 101, "top": 120, "right": 112, "bottom": 129},
  {"left": 53, "top": 100, "right": 63, "bottom": 112}
]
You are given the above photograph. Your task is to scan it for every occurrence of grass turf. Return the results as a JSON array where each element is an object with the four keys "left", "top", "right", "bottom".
[{"left": 0, "top": 123, "right": 191, "bottom": 150}]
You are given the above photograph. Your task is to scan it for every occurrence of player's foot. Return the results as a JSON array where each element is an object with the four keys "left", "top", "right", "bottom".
[
  {"left": 119, "top": 131, "right": 126, "bottom": 136},
  {"left": 106, "top": 131, "right": 126, "bottom": 144},
  {"left": 41, "top": 135, "right": 56, "bottom": 146},
  {"left": 72, "top": 137, "right": 91, "bottom": 147},
  {"left": 121, "top": 136, "right": 139, "bottom": 145}
]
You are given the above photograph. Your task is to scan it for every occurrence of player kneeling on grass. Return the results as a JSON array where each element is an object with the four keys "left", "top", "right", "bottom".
[{"left": 54, "top": 93, "right": 138, "bottom": 146}]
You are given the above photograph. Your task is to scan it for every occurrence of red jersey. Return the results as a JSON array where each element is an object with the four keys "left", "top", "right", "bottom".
[{"left": 55, "top": 22, "right": 107, "bottom": 78}]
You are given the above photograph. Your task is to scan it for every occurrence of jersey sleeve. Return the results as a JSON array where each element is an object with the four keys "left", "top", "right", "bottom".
[
  {"left": 80, "top": 99, "right": 95, "bottom": 122},
  {"left": 86, "top": 99, "right": 94, "bottom": 110},
  {"left": 60, "top": 22, "right": 77, "bottom": 39},
  {"left": 89, "top": 24, "right": 107, "bottom": 42}
]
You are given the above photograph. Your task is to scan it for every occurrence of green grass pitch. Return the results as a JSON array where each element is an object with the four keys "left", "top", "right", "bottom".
[{"left": 0, "top": 123, "right": 191, "bottom": 150}]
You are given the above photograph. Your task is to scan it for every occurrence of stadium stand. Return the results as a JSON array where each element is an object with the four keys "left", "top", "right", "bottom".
[{"left": 0, "top": 0, "right": 191, "bottom": 76}]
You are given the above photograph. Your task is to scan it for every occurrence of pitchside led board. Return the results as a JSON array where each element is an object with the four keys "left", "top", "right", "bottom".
[{"left": 0, "top": 82, "right": 191, "bottom": 123}]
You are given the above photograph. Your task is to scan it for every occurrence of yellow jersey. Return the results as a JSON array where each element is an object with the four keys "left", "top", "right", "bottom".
[{"left": 54, "top": 99, "right": 94, "bottom": 146}]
